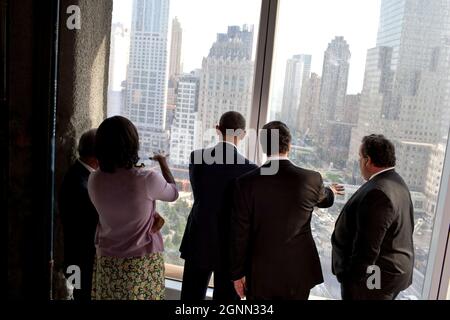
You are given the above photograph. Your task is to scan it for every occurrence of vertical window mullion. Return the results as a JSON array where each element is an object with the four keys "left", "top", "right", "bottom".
[
  {"left": 423, "top": 132, "right": 450, "bottom": 299},
  {"left": 248, "top": 0, "right": 278, "bottom": 164}
]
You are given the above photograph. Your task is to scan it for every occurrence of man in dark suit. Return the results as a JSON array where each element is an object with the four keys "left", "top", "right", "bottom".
[
  {"left": 230, "top": 121, "right": 344, "bottom": 300},
  {"left": 59, "top": 129, "right": 99, "bottom": 300},
  {"left": 180, "top": 111, "right": 258, "bottom": 300},
  {"left": 332, "top": 134, "right": 414, "bottom": 300}
]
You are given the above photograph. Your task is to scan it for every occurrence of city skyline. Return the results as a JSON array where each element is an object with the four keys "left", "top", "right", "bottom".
[
  {"left": 106, "top": 0, "right": 450, "bottom": 300},
  {"left": 112, "top": 0, "right": 381, "bottom": 95}
]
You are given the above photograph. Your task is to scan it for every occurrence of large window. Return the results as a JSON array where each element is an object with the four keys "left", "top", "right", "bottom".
[
  {"left": 106, "top": 0, "right": 450, "bottom": 299},
  {"left": 107, "top": 0, "right": 262, "bottom": 272},
  {"left": 266, "top": 0, "right": 450, "bottom": 299}
]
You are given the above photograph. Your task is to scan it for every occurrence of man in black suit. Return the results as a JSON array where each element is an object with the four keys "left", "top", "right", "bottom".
[
  {"left": 59, "top": 129, "right": 99, "bottom": 300},
  {"left": 332, "top": 134, "right": 414, "bottom": 300},
  {"left": 180, "top": 111, "right": 258, "bottom": 300},
  {"left": 230, "top": 121, "right": 344, "bottom": 300}
]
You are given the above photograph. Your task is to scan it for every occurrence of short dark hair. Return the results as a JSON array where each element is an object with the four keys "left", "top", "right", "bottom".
[
  {"left": 361, "top": 134, "right": 396, "bottom": 167},
  {"left": 218, "top": 111, "right": 246, "bottom": 136},
  {"left": 95, "top": 116, "right": 140, "bottom": 173},
  {"left": 78, "top": 129, "right": 97, "bottom": 158},
  {"left": 260, "top": 121, "right": 292, "bottom": 156}
]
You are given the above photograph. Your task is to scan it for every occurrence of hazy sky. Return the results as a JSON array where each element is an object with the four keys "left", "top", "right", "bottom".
[{"left": 112, "top": 0, "right": 382, "bottom": 95}]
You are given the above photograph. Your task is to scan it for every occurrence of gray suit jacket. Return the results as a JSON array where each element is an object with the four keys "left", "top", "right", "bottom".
[{"left": 332, "top": 169, "right": 414, "bottom": 294}]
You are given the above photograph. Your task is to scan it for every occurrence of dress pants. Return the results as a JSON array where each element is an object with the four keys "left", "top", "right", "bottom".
[
  {"left": 341, "top": 281, "right": 400, "bottom": 300},
  {"left": 181, "top": 259, "right": 240, "bottom": 301}
]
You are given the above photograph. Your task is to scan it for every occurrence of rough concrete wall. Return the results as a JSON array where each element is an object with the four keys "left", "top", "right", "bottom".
[
  {"left": 54, "top": 0, "right": 112, "bottom": 274},
  {"left": 57, "top": 0, "right": 112, "bottom": 168}
]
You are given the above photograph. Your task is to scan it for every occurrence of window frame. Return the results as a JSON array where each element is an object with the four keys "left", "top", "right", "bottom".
[
  {"left": 247, "top": 0, "right": 278, "bottom": 164},
  {"left": 423, "top": 133, "right": 450, "bottom": 300}
]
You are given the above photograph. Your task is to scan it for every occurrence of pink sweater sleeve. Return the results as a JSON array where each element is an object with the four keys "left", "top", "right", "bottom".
[{"left": 145, "top": 170, "right": 179, "bottom": 202}]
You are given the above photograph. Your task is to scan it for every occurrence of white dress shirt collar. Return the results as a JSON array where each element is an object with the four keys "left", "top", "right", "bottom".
[
  {"left": 267, "top": 155, "right": 290, "bottom": 161},
  {"left": 369, "top": 167, "right": 395, "bottom": 180}
]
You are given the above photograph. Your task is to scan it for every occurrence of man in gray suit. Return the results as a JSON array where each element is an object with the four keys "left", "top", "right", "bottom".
[{"left": 332, "top": 134, "right": 414, "bottom": 300}]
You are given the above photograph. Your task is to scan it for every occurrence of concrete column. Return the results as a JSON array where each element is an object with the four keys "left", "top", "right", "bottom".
[
  {"left": 56, "top": 0, "right": 112, "bottom": 171},
  {"left": 54, "top": 0, "right": 113, "bottom": 296}
]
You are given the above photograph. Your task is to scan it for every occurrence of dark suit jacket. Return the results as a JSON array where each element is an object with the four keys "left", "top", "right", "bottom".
[
  {"left": 230, "top": 159, "right": 335, "bottom": 299},
  {"left": 180, "top": 142, "right": 258, "bottom": 270},
  {"left": 58, "top": 160, "right": 98, "bottom": 298},
  {"left": 331, "top": 169, "right": 414, "bottom": 294}
]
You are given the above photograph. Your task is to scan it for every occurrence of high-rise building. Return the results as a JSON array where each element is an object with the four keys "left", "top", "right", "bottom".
[
  {"left": 322, "top": 93, "right": 361, "bottom": 168},
  {"left": 348, "top": 46, "right": 394, "bottom": 162},
  {"left": 297, "top": 73, "right": 321, "bottom": 136},
  {"left": 424, "top": 142, "right": 447, "bottom": 215},
  {"left": 108, "top": 23, "right": 130, "bottom": 117},
  {"left": 166, "top": 17, "right": 183, "bottom": 130},
  {"left": 318, "top": 37, "right": 351, "bottom": 123},
  {"left": 169, "top": 71, "right": 200, "bottom": 166},
  {"left": 394, "top": 140, "right": 433, "bottom": 191},
  {"left": 349, "top": 0, "right": 450, "bottom": 192},
  {"left": 168, "top": 17, "right": 183, "bottom": 81},
  {"left": 280, "top": 54, "right": 311, "bottom": 131},
  {"left": 375, "top": 0, "right": 406, "bottom": 70},
  {"left": 122, "top": 0, "right": 170, "bottom": 156},
  {"left": 197, "top": 25, "right": 254, "bottom": 147},
  {"left": 343, "top": 94, "right": 361, "bottom": 125},
  {"left": 315, "top": 36, "right": 351, "bottom": 167}
]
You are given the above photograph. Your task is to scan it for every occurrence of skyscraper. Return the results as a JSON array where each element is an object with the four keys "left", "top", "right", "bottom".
[
  {"left": 318, "top": 36, "right": 351, "bottom": 124},
  {"left": 315, "top": 36, "right": 351, "bottom": 167},
  {"left": 343, "top": 94, "right": 361, "bottom": 125},
  {"left": 323, "top": 93, "right": 361, "bottom": 168},
  {"left": 349, "top": 0, "right": 450, "bottom": 191},
  {"left": 169, "top": 17, "right": 183, "bottom": 81},
  {"left": 122, "top": 0, "right": 170, "bottom": 156},
  {"left": 280, "top": 54, "right": 311, "bottom": 131},
  {"left": 197, "top": 25, "right": 254, "bottom": 147},
  {"left": 108, "top": 23, "right": 130, "bottom": 117},
  {"left": 169, "top": 71, "right": 200, "bottom": 166},
  {"left": 375, "top": 0, "right": 406, "bottom": 70},
  {"left": 297, "top": 72, "right": 321, "bottom": 136},
  {"left": 349, "top": 46, "right": 394, "bottom": 157},
  {"left": 167, "top": 17, "right": 183, "bottom": 129}
]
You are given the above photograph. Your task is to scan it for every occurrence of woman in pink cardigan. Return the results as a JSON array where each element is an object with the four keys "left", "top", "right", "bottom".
[{"left": 88, "top": 116, "right": 179, "bottom": 300}]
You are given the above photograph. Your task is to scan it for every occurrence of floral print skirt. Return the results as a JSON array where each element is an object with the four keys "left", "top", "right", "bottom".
[{"left": 91, "top": 252, "right": 165, "bottom": 300}]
